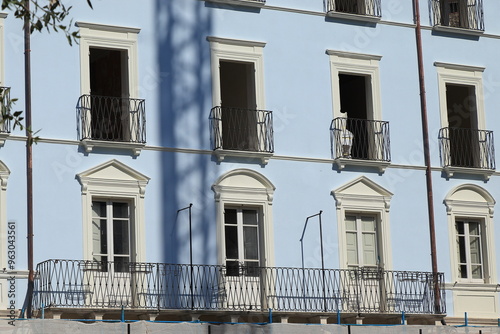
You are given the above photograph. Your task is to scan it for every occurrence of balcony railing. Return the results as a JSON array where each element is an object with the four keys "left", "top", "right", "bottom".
[
  {"left": 439, "top": 127, "right": 495, "bottom": 170},
  {"left": 210, "top": 106, "right": 274, "bottom": 153},
  {"left": 77, "top": 95, "right": 146, "bottom": 143},
  {"left": 326, "top": 0, "right": 381, "bottom": 18},
  {"left": 33, "top": 259, "right": 445, "bottom": 315},
  {"left": 331, "top": 117, "right": 390, "bottom": 162},
  {"left": 0, "top": 87, "right": 12, "bottom": 134},
  {"left": 431, "top": 0, "right": 484, "bottom": 31}
]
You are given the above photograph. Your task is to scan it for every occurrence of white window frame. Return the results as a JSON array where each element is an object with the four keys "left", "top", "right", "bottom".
[
  {"left": 327, "top": 50, "right": 388, "bottom": 172},
  {"left": 76, "top": 22, "right": 143, "bottom": 155},
  {"left": 212, "top": 169, "right": 275, "bottom": 268},
  {"left": 444, "top": 184, "right": 498, "bottom": 318},
  {"left": 77, "top": 159, "right": 149, "bottom": 262},
  {"left": 435, "top": 62, "right": 490, "bottom": 179},
  {"left": 331, "top": 176, "right": 393, "bottom": 270},
  {"left": 207, "top": 37, "right": 272, "bottom": 164},
  {"left": 455, "top": 218, "right": 484, "bottom": 282},
  {"left": 345, "top": 213, "right": 380, "bottom": 269}
]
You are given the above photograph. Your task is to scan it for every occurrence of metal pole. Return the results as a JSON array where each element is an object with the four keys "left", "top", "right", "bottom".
[
  {"left": 188, "top": 203, "right": 193, "bottom": 310},
  {"left": 318, "top": 211, "right": 327, "bottom": 312},
  {"left": 24, "top": 0, "right": 34, "bottom": 319},
  {"left": 413, "top": 0, "right": 440, "bottom": 314}
]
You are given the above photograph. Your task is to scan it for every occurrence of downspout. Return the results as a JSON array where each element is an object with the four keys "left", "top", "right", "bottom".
[{"left": 413, "top": 0, "right": 441, "bottom": 314}]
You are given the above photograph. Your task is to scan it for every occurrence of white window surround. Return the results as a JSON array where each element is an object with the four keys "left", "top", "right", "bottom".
[
  {"left": 444, "top": 183, "right": 498, "bottom": 318},
  {"left": 76, "top": 21, "right": 144, "bottom": 156},
  {"left": 212, "top": 169, "right": 275, "bottom": 268},
  {"left": 77, "top": 159, "right": 149, "bottom": 262},
  {"left": 208, "top": 36, "right": 272, "bottom": 165},
  {"left": 435, "top": 62, "right": 490, "bottom": 179},
  {"left": 331, "top": 176, "right": 393, "bottom": 270},
  {"left": 206, "top": 0, "right": 265, "bottom": 8},
  {"left": 327, "top": 50, "right": 388, "bottom": 172}
]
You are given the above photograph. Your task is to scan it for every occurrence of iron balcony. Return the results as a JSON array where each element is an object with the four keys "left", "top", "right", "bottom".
[
  {"left": 431, "top": 0, "right": 484, "bottom": 31},
  {"left": 33, "top": 259, "right": 445, "bottom": 315},
  {"left": 326, "top": 0, "right": 382, "bottom": 18},
  {"left": 210, "top": 106, "right": 274, "bottom": 153},
  {"left": 0, "top": 86, "right": 12, "bottom": 134},
  {"left": 439, "top": 127, "right": 495, "bottom": 170},
  {"left": 77, "top": 95, "right": 146, "bottom": 143},
  {"left": 331, "top": 117, "right": 391, "bottom": 162}
]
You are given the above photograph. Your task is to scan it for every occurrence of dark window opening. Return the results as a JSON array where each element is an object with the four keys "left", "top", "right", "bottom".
[
  {"left": 441, "top": 0, "right": 467, "bottom": 28},
  {"left": 335, "top": 0, "right": 365, "bottom": 15}
]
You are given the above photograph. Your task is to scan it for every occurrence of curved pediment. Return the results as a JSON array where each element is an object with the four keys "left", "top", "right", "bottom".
[
  {"left": 213, "top": 169, "right": 275, "bottom": 190},
  {"left": 446, "top": 184, "right": 495, "bottom": 204}
]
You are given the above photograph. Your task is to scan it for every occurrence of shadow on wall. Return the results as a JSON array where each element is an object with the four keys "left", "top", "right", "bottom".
[{"left": 156, "top": 0, "right": 213, "bottom": 265}]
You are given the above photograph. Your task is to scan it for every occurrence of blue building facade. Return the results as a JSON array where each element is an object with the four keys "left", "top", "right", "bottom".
[{"left": 0, "top": 0, "right": 498, "bottom": 325}]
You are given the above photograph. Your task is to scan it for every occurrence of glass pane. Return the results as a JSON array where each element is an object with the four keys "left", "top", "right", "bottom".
[
  {"left": 456, "top": 221, "right": 464, "bottom": 235},
  {"left": 457, "top": 235, "right": 466, "bottom": 263},
  {"left": 113, "top": 202, "right": 129, "bottom": 218},
  {"left": 92, "top": 255, "right": 108, "bottom": 272},
  {"left": 361, "top": 216, "right": 376, "bottom": 232},
  {"left": 243, "top": 210, "right": 258, "bottom": 225},
  {"left": 92, "top": 218, "right": 107, "bottom": 254},
  {"left": 224, "top": 209, "right": 237, "bottom": 225},
  {"left": 225, "top": 226, "right": 238, "bottom": 259},
  {"left": 226, "top": 261, "right": 239, "bottom": 277},
  {"left": 244, "top": 226, "right": 258, "bottom": 260},
  {"left": 469, "top": 236, "right": 482, "bottom": 264},
  {"left": 92, "top": 201, "right": 106, "bottom": 218},
  {"left": 459, "top": 264, "right": 467, "bottom": 279},
  {"left": 346, "top": 232, "right": 358, "bottom": 266},
  {"left": 469, "top": 222, "right": 480, "bottom": 236},
  {"left": 244, "top": 261, "right": 259, "bottom": 277},
  {"left": 345, "top": 216, "right": 356, "bottom": 231},
  {"left": 113, "top": 220, "right": 130, "bottom": 255},
  {"left": 114, "top": 257, "right": 130, "bottom": 273},
  {"left": 471, "top": 264, "right": 483, "bottom": 279},
  {"left": 362, "top": 233, "right": 377, "bottom": 266}
]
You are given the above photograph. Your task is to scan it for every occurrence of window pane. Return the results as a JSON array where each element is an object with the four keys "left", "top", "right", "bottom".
[
  {"left": 225, "top": 226, "right": 238, "bottom": 259},
  {"left": 113, "top": 220, "right": 130, "bottom": 255},
  {"left": 469, "top": 236, "right": 482, "bottom": 264},
  {"left": 113, "top": 202, "right": 129, "bottom": 218},
  {"left": 92, "top": 201, "right": 106, "bottom": 218},
  {"left": 459, "top": 264, "right": 468, "bottom": 279},
  {"left": 226, "top": 261, "right": 239, "bottom": 277},
  {"left": 346, "top": 232, "right": 358, "bottom": 266},
  {"left": 345, "top": 216, "right": 356, "bottom": 231},
  {"left": 243, "top": 209, "right": 258, "bottom": 225},
  {"left": 224, "top": 209, "right": 237, "bottom": 225},
  {"left": 471, "top": 264, "right": 483, "bottom": 279},
  {"left": 93, "top": 255, "right": 108, "bottom": 272},
  {"left": 114, "top": 257, "right": 130, "bottom": 273},
  {"left": 244, "top": 261, "right": 259, "bottom": 277},
  {"left": 469, "top": 222, "right": 480, "bottom": 236},
  {"left": 456, "top": 221, "right": 464, "bottom": 235},
  {"left": 243, "top": 226, "right": 258, "bottom": 260},
  {"left": 362, "top": 233, "right": 377, "bottom": 266},
  {"left": 92, "top": 218, "right": 107, "bottom": 254},
  {"left": 457, "top": 235, "right": 467, "bottom": 263},
  {"left": 361, "top": 216, "right": 376, "bottom": 232}
]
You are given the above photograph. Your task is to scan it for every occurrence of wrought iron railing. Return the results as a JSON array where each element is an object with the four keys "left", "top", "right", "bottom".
[
  {"left": 430, "top": 0, "right": 484, "bottom": 31},
  {"left": 77, "top": 95, "right": 146, "bottom": 143},
  {"left": 439, "top": 127, "right": 495, "bottom": 169},
  {"left": 326, "top": 0, "right": 381, "bottom": 18},
  {"left": 0, "top": 86, "right": 12, "bottom": 133},
  {"left": 33, "top": 259, "right": 445, "bottom": 315},
  {"left": 210, "top": 106, "right": 274, "bottom": 153},
  {"left": 331, "top": 117, "right": 390, "bottom": 162}
]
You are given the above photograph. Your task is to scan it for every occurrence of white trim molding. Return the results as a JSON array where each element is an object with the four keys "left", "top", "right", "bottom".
[
  {"left": 444, "top": 184, "right": 498, "bottom": 318},
  {"left": 212, "top": 169, "right": 275, "bottom": 268},
  {"left": 331, "top": 176, "right": 393, "bottom": 270},
  {"left": 76, "top": 160, "right": 149, "bottom": 262}
]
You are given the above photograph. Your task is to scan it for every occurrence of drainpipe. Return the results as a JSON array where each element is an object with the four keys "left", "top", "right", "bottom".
[
  {"left": 413, "top": 0, "right": 441, "bottom": 314},
  {"left": 24, "top": 0, "right": 34, "bottom": 318}
]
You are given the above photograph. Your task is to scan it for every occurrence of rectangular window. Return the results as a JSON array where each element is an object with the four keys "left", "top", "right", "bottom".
[
  {"left": 92, "top": 200, "right": 131, "bottom": 272},
  {"left": 345, "top": 214, "right": 379, "bottom": 269},
  {"left": 456, "top": 219, "right": 484, "bottom": 281},
  {"left": 224, "top": 207, "right": 260, "bottom": 277}
]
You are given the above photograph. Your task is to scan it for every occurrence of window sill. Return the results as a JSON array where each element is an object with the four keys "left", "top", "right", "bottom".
[
  {"left": 443, "top": 166, "right": 494, "bottom": 181},
  {"left": 206, "top": 0, "right": 265, "bottom": 8},
  {"left": 334, "top": 158, "right": 390, "bottom": 173},
  {"left": 444, "top": 282, "right": 499, "bottom": 292},
  {"left": 0, "top": 133, "right": 9, "bottom": 147},
  {"left": 326, "top": 11, "right": 381, "bottom": 24},
  {"left": 213, "top": 149, "right": 273, "bottom": 165},
  {"left": 80, "top": 139, "right": 145, "bottom": 156},
  {"left": 433, "top": 25, "right": 484, "bottom": 37}
]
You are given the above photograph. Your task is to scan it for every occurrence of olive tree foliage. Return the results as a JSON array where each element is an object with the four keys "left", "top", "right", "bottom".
[{"left": 0, "top": 0, "right": 93, "bottom": 138}]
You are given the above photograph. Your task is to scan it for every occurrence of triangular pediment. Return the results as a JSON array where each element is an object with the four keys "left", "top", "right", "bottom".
[
  {"left": 332, "top": 176, "right": 392, "bottom": 198},
  {"left": 77, "top": 159, "right": 149, "bottom": 183}
]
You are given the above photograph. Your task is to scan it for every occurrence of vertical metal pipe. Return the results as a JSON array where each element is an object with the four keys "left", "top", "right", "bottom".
[
  {"left": 24, "top": 0, "right": 34, "bottom": 319},
  {"left": 413, "top": 0, "right": 440, "bottom": 314}
]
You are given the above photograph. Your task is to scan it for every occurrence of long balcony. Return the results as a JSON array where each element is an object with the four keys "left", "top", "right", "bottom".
[
  {"left": 431, "top": 0, "right": 484, "bottom": 32},
  {"left": 77, "top": 95, "right": 146, "bottom": 144},
  {"left": 331, "top": 117, "right": 390, "bottom": 171},
  {"left": 0, "top": 86, "right": 12, "bottom": 134},
  {"left": 326, "top": 0, "right": 381, "bottom": 19},
  {"left": 33, "top": 259, "right": 445, "bottom": 319},
  {"left": 210, "top": 106, "right": 273, "bottom": 164}
]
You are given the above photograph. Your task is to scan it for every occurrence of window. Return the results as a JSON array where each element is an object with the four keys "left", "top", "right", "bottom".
[
  {"left": 432, "top": 0, "right": 484, "bottom": 32},
  {"left": 435, "top": 62, "right": 494, "bottom": 178},
  {"left": 326, "top": 0, "right": 381, "bottom": 21},
  {"left": 444, "top": 184, "right": 498, "bottom": 318},
  {"left": 208, "top": 37, "right": 273, "bottom": 164},
  {"left": 77, "top": 160, "right": 149, "bottom": 262},
  {"left": 331, "top": 176, "right": 393, "bottom": 270},
  {"left": 327, "top": 50, "right": 390, "bottom": 172},
  {"left": 76, "top": 22, "right": 145, "bottom": 155},
  {"left": 345, "top": 214, "right": 379, "bottom": 269},
  {"left": 92, "top": 200, "right": 132, "bottom": 272}
]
